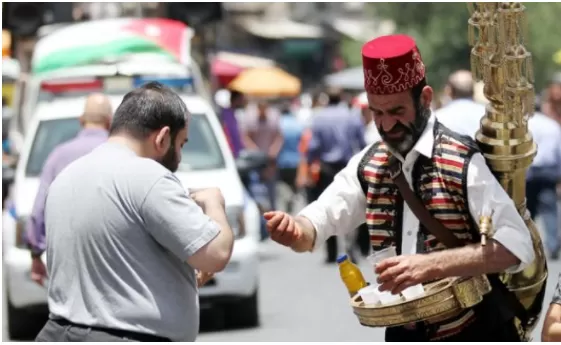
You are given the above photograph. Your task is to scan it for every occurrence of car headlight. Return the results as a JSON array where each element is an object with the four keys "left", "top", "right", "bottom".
[
  {"left": 226, "top": 206, "right": 246, "bottom": 239},
  {"left": 15, "top": 216, "right": 29, "bottom": 248}
]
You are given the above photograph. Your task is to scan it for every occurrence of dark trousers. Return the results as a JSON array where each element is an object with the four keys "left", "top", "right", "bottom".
[
  {"left": 36, "top": 319, "right": 171, "bottom": 342},
  {"left": 309, "top": 161, "right": 347, "bottom": 262},
  {"left": 385, "top": 316, "right": 520, "bottom": 342}
]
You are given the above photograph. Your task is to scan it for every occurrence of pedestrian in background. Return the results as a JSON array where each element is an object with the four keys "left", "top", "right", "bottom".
[
  {"left": 241, "top": 100, "right": 284, "bottom": 211},
  {"left": 277, "top": 100, "right": 304, "bottom": 214},
  {"left": 307, "top": 88, "right": 367, "bottom": 263},
  {"left": 434, "top": 69, "right": 486, "bottom": 139},
  {"left": 36, "top": 82, "right": 234, "bottom": 342},
  {"left": 26, "top": 93, "right": 113, "bottom": 286},
  {"left": 526, "top": 110, "right": 561, "bottom": 259}
]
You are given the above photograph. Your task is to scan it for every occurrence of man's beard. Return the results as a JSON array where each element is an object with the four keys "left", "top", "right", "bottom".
[
  {"left": 378, "top": 106, "right": 431, "bottom": 155},
  {"left": 158, "top": 143, "right": 180, "bottom": 172}
]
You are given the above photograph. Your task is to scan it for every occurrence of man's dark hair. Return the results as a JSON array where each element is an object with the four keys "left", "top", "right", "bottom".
[
  {"left": 230, "top": 90, "right": 244, "bottom": 105},
  {"left": 411, "top": 78, "right": 428, "bottom": 108},
  {"left": 326, "top": 88, "right": 342, "bottom": 106},
  {"left": 110, "top": 82, "right": 188, "bottom": 139}
]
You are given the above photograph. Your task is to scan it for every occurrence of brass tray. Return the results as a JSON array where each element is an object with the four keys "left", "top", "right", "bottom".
[{"left": 351, "top": 275, "right": 492, "bottom": 327}]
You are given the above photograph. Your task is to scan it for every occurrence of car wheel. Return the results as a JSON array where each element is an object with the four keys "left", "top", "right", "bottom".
[
  {"left": 8, "top": 299, "right": 31, "bottom": 340},
  {"left": 224, "top": 289, "right": 259, "bottom": 329}
]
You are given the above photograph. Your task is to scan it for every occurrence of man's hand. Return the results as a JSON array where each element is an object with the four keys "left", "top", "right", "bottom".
[
  {"left": 196, "top": 271, "right": 215, "bottom": 288},
  {"left": 375, "top": 254, "right": 435, "bottom": 295},
  {"left": 264, "top": 211, "right": 302, "bottom": 247},
  {"left": 31, "top": 256, "right": 47, "bottom": 286},
  {"left": 190, "top": 188, "right": 225, "bottom": 211}
]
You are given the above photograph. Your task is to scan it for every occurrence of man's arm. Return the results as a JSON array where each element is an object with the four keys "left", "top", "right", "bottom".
[
  {"left": 293, "top": 146, "right": 371, "bottom": 252},
  {"left": 420, "top": 152, "right": 533, "bottom": 279},
  {"left": 141, "top": 174, "right": 233, "bottom": 273},
  {"left": 26, "top": 151, "right": 59, "bottom": 256},
  {"left": 542, "top": 274, "right": 561, "bottom": 341}
]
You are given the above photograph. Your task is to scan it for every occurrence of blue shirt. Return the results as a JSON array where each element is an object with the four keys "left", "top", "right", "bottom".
[
  {"left": 308, "top": 106, "right": 367, "bottom": 164},
  {"left": 527, "top": 112, "right": 561, "bottom": 181},
  {"left": 277, "top": 114, "right": 304, "bottom": 169}
]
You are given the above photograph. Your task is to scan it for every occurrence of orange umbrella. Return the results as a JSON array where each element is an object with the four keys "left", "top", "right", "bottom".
[{"left": 228, "top": 66, "right": 301, "bottom": 97}]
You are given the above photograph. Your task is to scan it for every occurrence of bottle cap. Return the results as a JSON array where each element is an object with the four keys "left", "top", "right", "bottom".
[{"left": 336, "top": 254, "right": 348, "bottom": 264}]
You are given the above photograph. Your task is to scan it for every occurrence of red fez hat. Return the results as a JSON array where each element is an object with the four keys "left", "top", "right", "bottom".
[{"left": 362, "top": 34, "right": 426, "bottom": 95}]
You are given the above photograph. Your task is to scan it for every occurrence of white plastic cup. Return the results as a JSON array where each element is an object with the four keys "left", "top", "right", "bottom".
[
  {"left": 377, "top": 289, "right": 402, "bottom": 305},
  {"left": 368, "top": 281, "right": 402, "bottom": 305},
  {"left": 367, "top": 246, "right": 397, "bottom": 267},
  {"left": 358, "top": 285, "right": 380, "bottom": 306},
  {"left": 401, "top": 284, "right": 426, "bottom": 301}
]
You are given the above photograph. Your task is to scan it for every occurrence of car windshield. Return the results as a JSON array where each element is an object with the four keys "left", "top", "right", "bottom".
[{"left": 25, "top": 115, "right": 226, "bottom": 177}]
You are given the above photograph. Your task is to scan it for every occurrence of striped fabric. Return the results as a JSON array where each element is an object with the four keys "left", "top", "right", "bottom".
[{"left": 361, "top": 126, "right": 480, "bottom": 340}]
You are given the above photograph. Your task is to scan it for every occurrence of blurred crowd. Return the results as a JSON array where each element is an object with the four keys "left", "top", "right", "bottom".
[{"left": 213, "top": 69, "right": 561, "bottom": 262}]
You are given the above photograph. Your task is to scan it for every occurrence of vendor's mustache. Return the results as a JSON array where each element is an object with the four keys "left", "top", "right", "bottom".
[{"left": 378, "top": 122, "right": 412, "bottom": 137}]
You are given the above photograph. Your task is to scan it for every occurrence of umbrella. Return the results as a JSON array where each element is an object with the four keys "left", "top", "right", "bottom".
[
  {"left": 228, "top": 66, "right": 301, "bottom": 97},
  {"left": 324, "top": 66, "right": 364, "bottom": 90}
]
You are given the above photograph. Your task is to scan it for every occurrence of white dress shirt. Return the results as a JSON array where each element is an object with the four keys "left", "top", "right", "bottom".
[
  {"left": 364, "top": 121, "right": 381, "bottom": 145},
  {"left": 298, "top": 114, "right": 534, "bottom": 273},
  {"left": 434, "top": 99, "right": 486, "bottom": 140}
]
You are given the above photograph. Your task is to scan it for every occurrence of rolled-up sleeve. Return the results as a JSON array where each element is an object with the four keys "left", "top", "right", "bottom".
[
  {"left": 466, "top": 153, "right": 535, "bottom": 273},
  {"left": 298, "top": 146, "right": 370, "bottom": 252},
  {"left": 141, "top": 173, "right": 220, "bottom": 262}
]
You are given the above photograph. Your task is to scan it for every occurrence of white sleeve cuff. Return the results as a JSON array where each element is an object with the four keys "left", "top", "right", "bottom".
[{"left": 298, "top": 205, "right": 328, "bottom": 253}]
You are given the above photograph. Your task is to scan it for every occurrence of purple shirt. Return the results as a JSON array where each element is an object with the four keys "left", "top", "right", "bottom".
[
  {"left": 222, "top": 108, "right": 243, "bottom": 158},
  {"left": 26, "top": 128, "right": 109, "bottom": 255}
]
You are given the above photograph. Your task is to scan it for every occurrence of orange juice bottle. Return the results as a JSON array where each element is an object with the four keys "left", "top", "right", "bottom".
[{"left": 337, "top": 254, "right": 367, "bottom": 297}]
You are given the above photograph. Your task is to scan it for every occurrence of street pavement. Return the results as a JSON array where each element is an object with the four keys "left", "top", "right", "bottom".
[{"left": 3, "top": 236, "right": 561, "bottom": 342}]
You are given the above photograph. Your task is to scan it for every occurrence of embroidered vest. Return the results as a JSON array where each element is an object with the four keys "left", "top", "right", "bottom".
[{"left": 357, "top": 122, "right": 481, "bottom": 340}]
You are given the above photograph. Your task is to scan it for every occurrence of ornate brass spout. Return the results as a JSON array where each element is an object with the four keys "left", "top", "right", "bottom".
[{"left": 468, "top": 2, "right": 548, "bottom": 339}]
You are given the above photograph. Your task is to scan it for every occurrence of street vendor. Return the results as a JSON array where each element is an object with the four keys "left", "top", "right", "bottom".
[{"left": 264, "top": 34, "right": 533, "bottom": 341}]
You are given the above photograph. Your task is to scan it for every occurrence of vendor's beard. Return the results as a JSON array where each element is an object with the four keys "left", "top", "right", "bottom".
[{"left": 379, "top": 106, "right": 431, "bottom": 155}]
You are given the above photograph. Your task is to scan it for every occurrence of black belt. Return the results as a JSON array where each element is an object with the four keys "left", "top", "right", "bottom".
[{"left": 52, "top": 318, "right": 171, "bottom": 342}]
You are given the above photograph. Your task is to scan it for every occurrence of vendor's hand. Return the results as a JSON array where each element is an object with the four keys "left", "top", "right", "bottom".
[
  {"left": 374, "top": 254, "right": 434, "bottom": 295},
  {"left": 264, "top": 211, "right": 302, "bottom": 247},
  {"left": 196, "top": 271, "right": 215, "bottom": 288}
]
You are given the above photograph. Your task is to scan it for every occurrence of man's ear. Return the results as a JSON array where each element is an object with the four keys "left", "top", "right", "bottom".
[
  {"left": 154, "top": 126, "right": 171, "bottom": 152},
  {"left": 421, "top": 85, "right": 434, "bottom": 109}
]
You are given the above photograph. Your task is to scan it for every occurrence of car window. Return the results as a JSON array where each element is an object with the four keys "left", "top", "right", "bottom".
[
  {"left": 25, "top": 118, "right": 81, "bottom": 177},
  {"left": 25, "top": 115, "right": 225, "bottom": 177}
]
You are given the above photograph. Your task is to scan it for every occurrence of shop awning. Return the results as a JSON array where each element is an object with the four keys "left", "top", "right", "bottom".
[
  {"left": 228, "top": 66, "right": 301, "bottom": 97},
  {"left": 211, "top": 52, "right": 275, "bottom": 87},
  {"left": 237, "top": 18, "right": 323, "bottom": 40},
  {"left": 324, "top": 67, "right": 364, "bottom": 90}
]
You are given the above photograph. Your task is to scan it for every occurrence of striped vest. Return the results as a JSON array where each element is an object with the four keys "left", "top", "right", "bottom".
[{"left": 358, "top": 122, "right": 481, "bottom": 340}]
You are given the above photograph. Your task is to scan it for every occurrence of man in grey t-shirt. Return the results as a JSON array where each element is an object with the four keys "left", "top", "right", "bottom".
[{"left": 36, "top": 82, "right": 234, "bottom": 342}]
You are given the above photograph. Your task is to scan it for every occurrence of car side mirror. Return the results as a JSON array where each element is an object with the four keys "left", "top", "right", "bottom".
[{"left": 2, "top": 164, "right": 16, "bottom": 186}]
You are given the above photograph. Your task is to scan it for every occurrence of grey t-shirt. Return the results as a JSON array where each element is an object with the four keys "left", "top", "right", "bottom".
[{"left": 44, "top": 142, "right": 220, "bottom": 341}]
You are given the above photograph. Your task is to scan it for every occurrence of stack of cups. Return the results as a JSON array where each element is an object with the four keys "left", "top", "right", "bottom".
[{"left": 366, "top": 247, "right": 402, "bottom": 305}]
